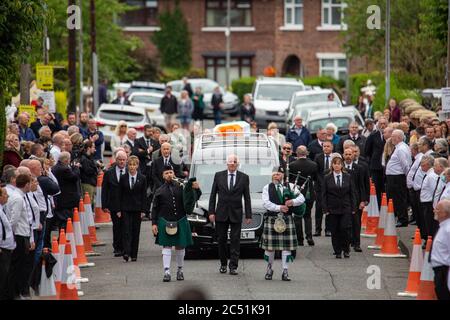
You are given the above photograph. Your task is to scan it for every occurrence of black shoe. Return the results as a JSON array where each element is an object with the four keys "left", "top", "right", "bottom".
[
  {"left": 265, "top": 268, "right": 273, "bottom": 280},
  {"left": 325, "top": 231, "right": 332, "bottom": 237},
  {"left": 163, "top": 273, "right": 171, "bottom": 282},
  {"left": 114, "top": 252, "right": 123, "bottom": 257},
  {"left": 131, "top": 258, "right": 137, "bottom": 262},
  {"left": 313, "top": 232, "right": 321, "bottom": 237},
  {"left": 123, "top": 254, "right": 129, "bottom": 262},
  {"left": 409, "top": 221, "right": 417, "bottom": 225},
  {"left": 229, "top": 268, "right": 238, "bottom": 275},
  {"left": 354, "top": 246, "right": 362, "bottom": 252},
  {"left": 307, "top": 238, "right": 315, "bottom": 246},
  {"left": 396, "top": 222, "right": 408, "bottom": 227},
  {"left": 298, "top": 240, "right": 304, "bottom": 246},
  {"left": 177, "top": 270, "right": 184, "bottom": 281},
  {"left": 344, "top": 252, "right": 350, "bottom": 258},
  {"left": 219, "top": 265, "right": 227, "bottom": 274},
  {"left": 335, "top": 253, "right": 342, "bottom": 259},
  {"left": 281, "top": 269, "right": 291, "bottom": 281}
]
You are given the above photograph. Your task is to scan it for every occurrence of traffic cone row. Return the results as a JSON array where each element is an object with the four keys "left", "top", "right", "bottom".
[
  {"left": 416, "top": 237, "right": 437, "bottom": 300},
  {"left": 79, "top": 198, "right": 100, "bottom": 256},
  {"left": 397, "top": 228, "right": 424, "bottom": 297},
  {"left": 85, "top": 192, "right": 106, "bottom": 247},
  {"left": 361, "top": 184, "right": 379, "bottom": 238},
  {"left": 94, "top": 172, "right": 112, "bottom": 225},
  {"left": 368, "top": 193, "right": 387, "bottom": 250}
]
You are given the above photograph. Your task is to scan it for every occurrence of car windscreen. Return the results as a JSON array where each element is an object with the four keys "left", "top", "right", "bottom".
[
  {"left": 307, "top": 117, "right": 351, "bottom": 132},
  {"left": 99, "top": 110, "right": 144, "bottom": 122},
  {"left": 293, "top": 93, "right": 337, "bottom": 105},
  {"left": 192, "top": 163, "right": 275, "bottom": 194},
  {"left": 127, "top": 87, "right": 165, "bottom": 95},
  {"left": 256, "top": 84, "right": 302, "bottom": 101},
  {"left": 130, "top": 95, "right": 162, "bottom": 104}
]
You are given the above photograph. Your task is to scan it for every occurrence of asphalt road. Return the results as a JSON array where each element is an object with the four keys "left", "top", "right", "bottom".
[{"left": 78, "top": 218, "right": 415, "bottom": 300}]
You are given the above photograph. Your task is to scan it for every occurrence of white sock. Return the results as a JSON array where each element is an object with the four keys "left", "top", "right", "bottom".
[
  {"left": 176, "top": 249, "right": 185, "bottom": 270},
  {"left": 162, "top": 248, "right": 171, "bottom": 273},
  {"left": 264, "top": 250, "right": 275, "bottom": 268},
  {"left": 282, "top": 251, "right": 291, "bottom": 270}
]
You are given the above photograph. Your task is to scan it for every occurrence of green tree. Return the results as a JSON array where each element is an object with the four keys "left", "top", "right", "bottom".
[
  {"left": 0, "top": 0, "right": 47, "bottom": 167},
  {"left": 152, "top": 2, "right": 191, "bottom": 70}
]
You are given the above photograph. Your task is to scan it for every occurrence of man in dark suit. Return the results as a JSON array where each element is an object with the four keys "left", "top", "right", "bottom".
[
  {"left": 124, "top": 128, "right": 139, "bottom": 156},
  {"left": 51, "top": 152, "right": 81, "bottom": 231},
  {"left": 102, "top": 150, "right": 127, "bottom": 257},
  {"left": 208, "top": 154, "right": 251, "bottom": 275},
  {"left": 150, "top": 143, "right": 183, "bottom": 192},
  {"left": 135, "top": 125, "right": 157, "bottom": 174},
  {"left": 364, "top": 117, "right": 388, "bottom": 206},
  {"left": 30, "top": 111, "right": 62, "bottom": 137},
  {"left": 313, "top": 140, "right": 333, "bottom": 237},
  {"left": 337, "top": 122, "right": 367, "bottom": 157},
  {"left": 308, "top": 128, "right": 327, "bottom": 161},
  {"left": 289, "top": 146, "right": 318, "bottom": 246}
]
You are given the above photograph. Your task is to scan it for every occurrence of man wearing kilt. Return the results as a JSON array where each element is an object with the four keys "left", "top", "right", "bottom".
[
  {"left": 151, "top": 166, "right": 201, "bottom": 282},
  {"left": 261, "top": 170, "right": 305, "bottom": 281}
]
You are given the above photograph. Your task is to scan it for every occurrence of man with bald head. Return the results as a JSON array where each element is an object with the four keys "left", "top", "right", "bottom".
[
  {"left": 102, "top": 150, "right": 128, "bottom": 257},
  {"left": 18, "top": 112, "right": 36, "bottom": 142},
  {"left": 150, "top": 142, "right": 183, "bottom": 192},
  {"left": 50, "top": 133, "right": 65, "bottom": 163}
]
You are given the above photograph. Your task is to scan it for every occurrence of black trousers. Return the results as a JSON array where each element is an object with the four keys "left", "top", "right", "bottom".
[
  {"left": 328, "top": 214, "right": 352, "bottom": 255},
  {"left": 386, "top": 175, "right": 408, "bottom": 225},
  {"left": 294, "top": 200, "right": 313, "bottom": 240},
  {"left": 0, "top": 249, "right": 12, "bottom": 300},
  {"left": 8, "top": 236, "right": 30, "bottom": 299},
  {"left": 351, "top": 209, "right": 362, "bottom": 246},
  {"left": 315, "top": 196, "right": 330, "bottom": 234},
  {"left": 433, "top": 266, "right": 450, "bottom": 300},
  {"left": 43, "top": 216, "right": 55, "bottom": 249},
  {"left": 371, "top": 169, "right": 385, "bottom": 208},
  {"left": 409, "top": 189, "right": 423, "bottom": 233},
  {"left": 216, "top": 219, "right": 241, "bottom": 269},
  {"left": 421, "top": 202, "right": 439, "bottom": 240},
  {"left": 110, "top": 211, "right": 124, "bottom": 253},
  {"left": 123, "top": 211, "right": 142, "bottom": 259}
]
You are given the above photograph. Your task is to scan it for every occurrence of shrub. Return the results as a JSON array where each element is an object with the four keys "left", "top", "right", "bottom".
[
  {"left": 373, "top": 76, "right": 422, "bottom": 111},
  {"left": 157, "top": 67, "right": 206, "bottom": 83},
  {"left": 349, "top": 72, "right": 384, "bottom": 105},
  {"left": 231, "top": 77, "right": 256, "bottom": 101},
  {"left": 302, "top": 75, "right": 345, "bottom": 89}
]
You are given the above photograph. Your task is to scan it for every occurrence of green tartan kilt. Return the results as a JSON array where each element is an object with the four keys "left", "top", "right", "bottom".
[
  {"left": 156, "top": 216, "right": 194, "bottom": 248},
  {"left": 260, "top": 215, "right": 298, "bottom": 251}
]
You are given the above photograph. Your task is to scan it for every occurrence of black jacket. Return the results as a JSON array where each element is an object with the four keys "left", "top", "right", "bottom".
[
  {"left": 344, "top": 163, "right": 368, "bottom": 205},
  {"left": 160, "top": 94, "right": 178, "bottom": 114},
  {"left": 240, "top": 103, "right": 255, "bottom": 122},
  {"left": 364, "top": 130, "right": 385, "bottom": 171},
  {"left": 101, "top": 166, "right": 124, "bottom": 212},
  {"left": 322, "top": 172, "right": 356, "bottom": 215},
  {"left": 79, "top": 153, "right": 98, "bottom": 186},
  {"left": 52, "top": 162, "right": 81, "bottom": 210},
  {"left": 30, "top": 119, "right": 62, "bottom": 138},
  {"left": 337, "top": 134, "right": 367, "bottom": 157},
  {"left": 208, "top": 170, "right": 251, "bottom": 223},
  {"left": 135, "top": 136, "right": 157, "bottom": 174},
  {"left": 308, "top": 139, "right": 324, "bottom": 161},
  {"left": 314, "top": 153, "right": 332, "bottom": 195},
  {"left": 119, "top": 172, "right": 147, "bottom": 213},
  {"left": 150, "top": 156, "right": 183, "bottom": 191},
  {"left": 288, "top": 157, "right": 318, "bottom": 202},
  {"left": 211, "top": 93, "right": 223, "bottom": 111},
  {"left": 37, "top": 175, "right": 60, "bottom": 223}
]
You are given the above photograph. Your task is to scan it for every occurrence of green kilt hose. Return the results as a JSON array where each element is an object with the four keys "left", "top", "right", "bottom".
[
  {"left": 260, "top": 215, "right": 298, "bottom": 251},
  {"left": 156, "top": 216, "right": 194, "bottom": 248}
]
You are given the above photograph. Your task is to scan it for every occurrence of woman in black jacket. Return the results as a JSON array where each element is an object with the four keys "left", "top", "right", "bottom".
[
  {"left": 79, "top": 140, "right": 99, "bottom": 202},
  {"left": 322, "top": 156, "right": 356, "bottom": 259},
  {"left": 240, "top": 94, "right": 255, "bottom": 123}
]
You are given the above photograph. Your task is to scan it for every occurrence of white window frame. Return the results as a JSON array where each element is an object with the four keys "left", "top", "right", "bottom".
[
  {"left": 316, "top": 53, "right": 347, "bottom": 80},
  {"left": 317, "top": 0, "right": 347, "bottom": 31},
  {"left": 280, "top": 0, "right": 304, "bottom": 31}
]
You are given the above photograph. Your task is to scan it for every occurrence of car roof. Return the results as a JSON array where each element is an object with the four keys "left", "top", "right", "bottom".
[
  {"left": 97, "top": 103, "right": 147, "bottom": 114},
  {"left": 307, "top": 107, "right": 358, "bottom": 120},
  {"left": 292, "top": 88, "right": 334, "bottom": 97},
  {"left": 130, "top": 81, "right": 166, "bottom": 89},
  {"left": 256, "top": 79, "right": 304, "bottom": 86},
  {"left": 128, "top": 92, "right": 164, "bottom": 98}
]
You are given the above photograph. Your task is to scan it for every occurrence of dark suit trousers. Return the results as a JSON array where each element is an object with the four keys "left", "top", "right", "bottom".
[
  {"left": 123, "top": 212, "right": 141, "bottom": 259},
  {"left": 0, "top": 249, "right": 12, "bottom": 300},
  {"left": 386, "top": 175, "right": 408, "bottom": 225},
  {"left": 294, "top": 200, "right": 313, "bottom": 240},
  {"left": 8, "top": 236, "right": 30, "bottom": 298},
  {"left": 216, "top": 219, "right": 242, "bottom": 269},
  {"left": 315, "top": 195, "right": 330, "bottom": 233},
  {"left": 328, "top": 214, "right": 352, "bottom": 255},
  {"left": 43, "top": 217, "right": 55, "bottom": 249},
  {"left": 409, "top": 189, "right": 423, "bottom": 234},
  {"left": 420, "top": 202, "right": 439, "bottom": 240},
  {"left": 371, "top": 169, "right": 384, "bottom": 208},
  {"left": 351, "top": 209, "right": 362, "bottom": 246},
  {"left": 433, "top": 266, "right": 450, "bottom": 300},
  {"left": 110, "top": 211, "right": 124, "bottom": 253}
]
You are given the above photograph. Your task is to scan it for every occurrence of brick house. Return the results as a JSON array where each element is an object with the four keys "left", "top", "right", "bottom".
[{"left": 119, "top": 0, "right": 368, "bottom": 86}]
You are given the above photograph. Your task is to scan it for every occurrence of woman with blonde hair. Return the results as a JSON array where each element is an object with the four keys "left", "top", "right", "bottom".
[
  {"left": 267, "top": 122, "right": 286, "bottom": 151},
  {"left": 2, "top": 133, "right": 22, "bottom": 169},
  {"left": 325, "top": 123, "right": 340, "bottom": 145},
  {"left": 111, "top": 120, "right": 128, "bottom": 154}
]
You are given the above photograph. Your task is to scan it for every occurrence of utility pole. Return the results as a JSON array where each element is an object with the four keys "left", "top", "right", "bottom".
[
  {"left": 78, "top": 0, "right": 84, "bottom": 113},
  {"left": 91, "top": 0, "right": 99, "bottom": 115},
  {"left": 68, "top": 0, "right": 77, "bottom": 113},
  {"left": 385, "top": 0, "right": 390, "bottom": 106},
  {"left": 19, "top": 55, "right": 31, "bottom": 105},
  {"left": 225, "top": 0, "right": 231, "bottom": 90}
]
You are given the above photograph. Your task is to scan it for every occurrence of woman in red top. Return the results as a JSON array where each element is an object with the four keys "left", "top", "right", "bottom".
[
  {"left": 388, "top": 98, "right": 402, "bottom": 123},
  {"left": 2, "top": 133, "right": 23, "bottom": 169}
]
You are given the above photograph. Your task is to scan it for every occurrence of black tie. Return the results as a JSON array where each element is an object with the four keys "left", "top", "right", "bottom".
[
  {"left": 431, "top": 178, "right": 441, "bottom": 201},
  {"left": 439, "top": 185, "right": 447, "bottom": 201},
  {"left": 347, "top": 165, "right": 351, "bottom": 171},
  {"left": 120, "top": 169, "right": 124, "bottom": 176},
  {"left": 325, "top": 155, "right": 330, "bottom": 170},
  {"left": 146, "top": 139, "right": 150, "bottom": 148},
  {"left": 131, "top": 177, "right": 135, "bottom": 189},
  {"left": 1, "top": 209, "right": 6, "bottom": 241},
  {"left": 229, "top": 173, "right": 234, "bottom": 190},
  {"left": 164, "top": 158, "right": 169, "bottom": 166},
  {"left": 25, "top": 194, "right": 36, "bottom": 224},
  {"left": 337, "top": 175, "right": 341, "bottom": 187}
]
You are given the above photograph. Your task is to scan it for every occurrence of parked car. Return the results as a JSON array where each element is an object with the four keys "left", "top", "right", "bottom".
[
  {"left": 126, "top": 81, "right": 166, "bottom": 97},
  {"left": 252, "top": 77, "right": 305, "bottom": 131},
  {"left": 94, "top": 103, "right": 156, "bottom": 154},
  {"left": 167, "top": 78, "right": 240, "bottom": 117},
  {"left": 128, "top": 92, "right": 166, "bottom": 131},
  {"left": 286, "top": 101, "right": 341, "bottom": 130}
]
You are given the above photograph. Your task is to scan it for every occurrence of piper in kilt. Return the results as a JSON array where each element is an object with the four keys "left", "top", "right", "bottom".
[
  {"left": 261, "top": 170, "right": 305, "bottom": 281},
  {"left": 151, "top": 166, "right": 201, "bottom": 282}
]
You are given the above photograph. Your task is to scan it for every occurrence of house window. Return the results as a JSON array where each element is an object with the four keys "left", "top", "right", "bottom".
[
  {"left": 118, "top": 0, "right": 158, "bottom": 27},
  {"left": 321, "top": 0, "right": 346, "bottom": 27},
  {"left": 205, "top": 56, "right": 252, "bottom": 86},
  {"left": 284, "top": 0, "right": 303, "bottom": 26},
  {"left": 206, "top": 0, "right": 252, "bottom": 27},
  {"left": 319, "top": 57, "right": 347, "bottom": 81}
]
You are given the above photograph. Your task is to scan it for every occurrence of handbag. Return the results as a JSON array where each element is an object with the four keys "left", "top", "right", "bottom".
[{"left": 165, "top": 221, "right": 178, "bottom": 235}]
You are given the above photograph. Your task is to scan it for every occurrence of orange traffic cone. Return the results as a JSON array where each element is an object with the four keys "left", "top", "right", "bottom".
[
  {"left": 37, "top": 248, "right": 57, "bottom": 299},
  {"left": 398, "top": 228, "right": 424, "bottom": 297},
  {"left": 51, "top": 237, "right": 62, "bottom": 299},
  {"left": 66, "top": 218, "right": 78, "bottom": 266},
  {"left": 94, "top": 172, "right": 112, "bottom": 225},
  {"left": 361, "top": 184, "right": 379, "bottom": 238},
  {"left": 58, "top": 229, "right": 67, "bottom": 263},
  {"left": 59, "top": 241, "right": 79, "bottom": 300},
  {"left": 73, "top": 208, "right": 95, "bottom": 268},
  {"left": 368, "top": 193, "right": 387, "bottom": 250},
  {"left": 85, "top": 192, "right": 106, "bottom": 246},
  {"left": 79, "top": 198, "right": 100, "bottom": 256},
  {"left": 374, "top": 199, "right": 406, "bottom": 258},
  {"left": 417, "top": 237, "right": 437, "bottom": 300}
]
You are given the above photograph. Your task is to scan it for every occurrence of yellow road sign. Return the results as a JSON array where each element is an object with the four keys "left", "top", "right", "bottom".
[{"left": 36, "top": 65, "right": 54, "bottom": 90}]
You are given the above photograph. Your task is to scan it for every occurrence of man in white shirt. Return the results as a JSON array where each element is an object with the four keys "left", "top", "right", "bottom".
[
  {"left": 0, "top": 187, "right": 16, "bottom": 300},
  {"left": 49, "top": 133, "right": 65, "bottom": 163},
  {"left": 385, "top": 130, "right": 412, "bottom": 227},
  {"left": 431, "top": 199, "right": 450, "bottom": 300}
]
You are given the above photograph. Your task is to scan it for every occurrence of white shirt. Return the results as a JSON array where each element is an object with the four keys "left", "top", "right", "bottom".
[
  {"left": 262, "top": 183, "right": 305, "bottom": 213},
  {"left": 116, "top": 166, "right": 125, "bottom": 182},
  {"left": 420, "top": 169, "right": 442, "bottom": 203},
  {"left": 6, "top": 189, "right": 34, "bottom": 241},
  {"left": 430, "top": 218, "right": 450, "bottom": 268},
  {"left": 344, "top": 162, "right": 353, "bottom": 171},
  {"left": 0, "top": 204, "right": 16, "bottom": 250},
  {"left": 50, "top": 145, "right": 61, "bottom": 163},
  {"left": 129, "top": 173, "right": 138, "bottom": 189},
  {"left": 438, "top": 182, "right": 450, "bottom": 202},
  {"left": 333, "top": 172, "right": 343, "bottom": 187},
  {"left": 407, "top": 152, "right": 424, "bottom": 189},
  {"left": 25, "top": 192, "right": 40, "bottom": 230},
  {"left": 386, "top": 142, "right": 412, "bottom": 176},
  {"left": 111, "top": 135, "right": 127, "bottom": 153},
  {"left": 227, "top": 170, "right": 236, "bottom": 189},
  {"left": 127, "top": 138, "right": 135, "bottom": 147}
]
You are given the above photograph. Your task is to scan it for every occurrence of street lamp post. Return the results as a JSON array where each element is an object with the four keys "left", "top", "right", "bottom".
[
  {"left": 385, "top": 0, "right": 390, "bottom": 106},
  {"left": 225, "top": 0, "right": 231, "bottom": 90},
  {"left": 78, "top": 0, "right": 84, "bottom": 113}
]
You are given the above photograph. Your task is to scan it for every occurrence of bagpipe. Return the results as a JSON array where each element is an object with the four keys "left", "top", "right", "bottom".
[
  {"left": 172, "top": 177, "right": 202, "bottom": 215},
  {"left": 283, "top": 163, "right": 310, "bottom": 218}
]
